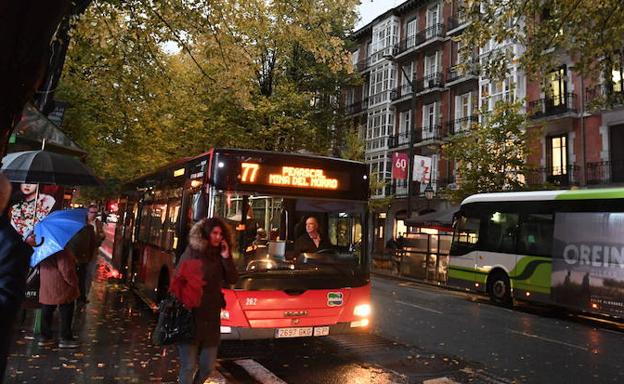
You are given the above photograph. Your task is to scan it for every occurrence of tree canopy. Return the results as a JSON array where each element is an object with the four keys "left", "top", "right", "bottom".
[
  {"left": 461, "top": 0, "right": 624, "bottom": 86},
  {"left": 443, "top": 100, "right": 530, "bottom": 203},
  {"left": 57, "top": 0, "right": 360, "bottom": 182}
]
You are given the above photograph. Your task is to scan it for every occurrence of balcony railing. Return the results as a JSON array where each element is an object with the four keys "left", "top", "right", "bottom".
[
  {"left": 447, "top": 115, "right": 478, "bottom": 135},
  {"left": 415, "top": 73, "right": 444, "bottom": 92},
  {"left": 527, "top": 93, "right": 577, "bottom": 118},
  {"left": 415, "top": 125, "right": 445, "bottom": 143},
  {"left": 587, "top": 160, "right": 624, "bottom": 184},
  {"left": 447, "top": 13, "right": 469, "bottom": 32},
  {"left": 395, "top": 24, "right": 446, "bottom": 55},
  {"left": 446, "top": 64, "right": 478, "bottom": 84},
  {"left": 525, "top": 165, "right": 581, "bottom": 187},
  {"left": 345, "top": 97, "right": 369, "bottom": 114},
  {"left": 390, "top": 83, "right": 413, "bottom": 101},
  {"left": 388, "top": 130, "right": 412, "bottom": 148}
]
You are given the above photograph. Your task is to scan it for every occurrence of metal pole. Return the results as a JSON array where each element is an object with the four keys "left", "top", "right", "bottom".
[{"left": 407, "top": 82, "right": 416, "bottom": 218}]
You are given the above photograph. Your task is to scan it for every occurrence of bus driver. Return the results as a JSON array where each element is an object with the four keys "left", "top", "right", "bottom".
[{"left": 293, "top": 216, "right": 332, "bottom": 255}]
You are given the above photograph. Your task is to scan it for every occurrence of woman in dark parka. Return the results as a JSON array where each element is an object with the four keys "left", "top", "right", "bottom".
[{"left": 177, "top": 217, "right": 238, "bottom": 384}]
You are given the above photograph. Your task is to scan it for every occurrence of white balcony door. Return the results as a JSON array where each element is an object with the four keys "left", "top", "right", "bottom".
[
  {"left": 426, "top": 3, "right": 440, "bottom": 37},
  {"left": 455, "top": 92, "right": 472, "bottom": 131},
  {"left": 406, "top": 18, "right": 417, "bottom": 48},
  {"left": 422, "top": 102, "right": 439, "bottom": 139}
]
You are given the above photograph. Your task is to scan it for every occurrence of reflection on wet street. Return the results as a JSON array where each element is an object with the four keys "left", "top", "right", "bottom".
[{"left": 6, "top": 270, "right": 178, "bottom": 383}]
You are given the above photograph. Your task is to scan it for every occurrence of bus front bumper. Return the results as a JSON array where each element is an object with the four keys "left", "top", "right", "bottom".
[{"left": 220, "top": 321, "right": 369, "bottom": 340}]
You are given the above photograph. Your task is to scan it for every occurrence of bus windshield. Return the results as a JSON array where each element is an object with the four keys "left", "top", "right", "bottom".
[{"left": 212, "top": 191, "right": 366, "bottom": 277}]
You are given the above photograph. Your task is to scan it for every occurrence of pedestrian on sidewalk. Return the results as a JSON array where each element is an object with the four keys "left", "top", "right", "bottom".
[
  {"left": 66, "top": 223, "right": 96, "bottom": 305},
  {"left": 176, "top": 218, "right": 238, "bottom": 384},
  {"left": 0, "top": 174, "right": 32, "bottom": 382},
  {"left": 85, "top": 204, "right": 104, "bottom": 298},
  {"left": 38, "top": 248, "right": 80, "bottom": 348}
]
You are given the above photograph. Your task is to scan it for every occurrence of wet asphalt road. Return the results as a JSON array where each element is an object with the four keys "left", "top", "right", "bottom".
[
  {"left": 7, "top": 267, "right": 624, "bottom": 384},
  {"left": 371, "top": 276, "right": 624, "bottom": 383}
]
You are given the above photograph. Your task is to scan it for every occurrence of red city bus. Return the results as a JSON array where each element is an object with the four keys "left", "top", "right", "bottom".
[{"left": 111, "top": 148, "right": 371, "bottom": 339}]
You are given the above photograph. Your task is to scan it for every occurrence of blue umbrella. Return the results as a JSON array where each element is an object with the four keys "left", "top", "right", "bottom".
[{"left": 30, "top": 208, "right": 88, "bottom": 267}]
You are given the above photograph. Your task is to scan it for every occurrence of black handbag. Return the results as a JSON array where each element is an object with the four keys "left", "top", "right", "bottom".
[
  {"left": 152, "top": 295, "right": 195, "bottom": 346},
  {"left": 23, "top": 266, "right": 40, "bottom": 309}
]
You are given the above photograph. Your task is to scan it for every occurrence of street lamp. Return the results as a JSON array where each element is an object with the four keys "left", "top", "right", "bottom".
[
  {"left": 424, "top": 182, "right": 434, "bottom": 210},
  {"left": 383, "top": 51, "right": 417, "bottom": 218}
]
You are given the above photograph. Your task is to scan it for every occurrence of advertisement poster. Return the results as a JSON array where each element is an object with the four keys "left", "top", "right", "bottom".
[
  {"left": 8, "top": 183, "right": 63, "bottom": 239},
  {"left": 392, "top": 152, "right": 408, "bottom": 180},
  {"left": 412, "top": 155, "right": 431, "bottom": 183},
  {"left": 552, "top": 212, "right": 624, "bottom": 316}
]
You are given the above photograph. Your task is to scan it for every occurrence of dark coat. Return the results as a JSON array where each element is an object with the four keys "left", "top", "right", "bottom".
[
  {"left": 178, "top": 221, "right": 238, "bottom": 347},
  {"left": 66, "top": 225, "right": 96, "bottom": 264},
  {"left": 0, "top": 216, "right": 32, "bottom": 379},
  {"left": 293, "top": 233, "right": 333, "bottom": 255},
  {"left": 39, "top": 249, "right": 80, "bottom": 305}
]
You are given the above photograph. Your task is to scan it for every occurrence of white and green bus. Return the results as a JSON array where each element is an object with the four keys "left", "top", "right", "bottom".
[{"left": 449, "top": 188, "right": 624, "bottom": 318}]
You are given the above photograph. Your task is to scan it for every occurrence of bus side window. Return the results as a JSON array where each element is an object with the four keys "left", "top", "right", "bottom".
[
  {"left": 518, "top": 214, "right": 554, "bottom": 257},
  {"left": 483, "top": 212, "right": 519, "bottom": 254}
]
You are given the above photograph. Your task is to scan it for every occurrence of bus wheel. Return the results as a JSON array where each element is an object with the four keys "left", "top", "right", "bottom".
[
  {"left": 156, "top": 268, "right": 170, "bottom": 304},
  {"left": 488, "top": 271, "right": 512, "bottom": 306}
]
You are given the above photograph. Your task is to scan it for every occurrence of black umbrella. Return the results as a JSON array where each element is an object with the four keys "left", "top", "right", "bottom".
[{"left": 1, "top": 150, "right": 101, "bottom": 186}]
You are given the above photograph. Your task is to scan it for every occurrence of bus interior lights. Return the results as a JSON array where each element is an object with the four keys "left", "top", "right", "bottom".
[{"left": 218, "top": 162, "right": 225, "bottom": 168}]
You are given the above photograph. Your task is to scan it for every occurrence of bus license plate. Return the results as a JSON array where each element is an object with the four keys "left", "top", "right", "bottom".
[
  {"left": 313, "top": 326, "right": 330, "bottom": 336},
  {"left": 276, "top": 327, "right": 313, "bottom": 338}
]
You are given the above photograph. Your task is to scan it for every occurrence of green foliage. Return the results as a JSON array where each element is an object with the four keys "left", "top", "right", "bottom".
[
  {"left": 340, "top": 128, "right": 365, "bottom": 161},
  {"left": 460, "top": 0, "right": 624, "bottom": 86},
  {"left": 443, "top": 100, "right": 530, "bottom": 203},
  {"left": 57, "top": 0, "right": 360, "bottom": 184}
]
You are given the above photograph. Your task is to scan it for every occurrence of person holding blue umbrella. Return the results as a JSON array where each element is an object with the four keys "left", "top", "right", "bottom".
[{"left": 32, "top": 208, "right": 87, "bottom": 348}]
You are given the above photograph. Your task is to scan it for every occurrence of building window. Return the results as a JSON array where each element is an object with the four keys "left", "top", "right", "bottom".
[
  {"left": 545, "top": 66, "right": 566, "bottom": 109},
  {"left": 547, "top": 135, "right": 568, "bottom": 176},
  {"left": 399, "top": 110, "right": 411, "bottom": 144},
  {"left": 401, "top": 62, "right": 413, "bottom": 89},
  {"left": 424, "top": 51, "right": 441, "bottom": 78},
  {"left": 426, "top": 3, "right": 440, "bottom": 30},
  {"left": 405, "top": 18, "right": 418, "bottom": 48},
  {"left": 369, "top": 64, "right": 396, "bottom": 105},
  {"left": 454, "top": 92, "right": 476, "bottom": 131},
  {"left": 422, "top": 102, "right": 440, "bottom": 139},
  {"left": 371, "top": 17, "right": 399, "bottom": 63},
  {"left": 612, "top": 60, "right": 623, "bottom": 94},
  {"left": 480, "top": 78, "right": 514, "bottom": 111}
]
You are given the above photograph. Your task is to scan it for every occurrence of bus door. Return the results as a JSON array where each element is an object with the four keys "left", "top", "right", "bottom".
[
  {"left": 480, "top": 210, "right": 520, "bottom": 288},
  {"left": 449, "top": 210, "right": 481, "bottom": 290},
  {"left": 515, "top": 212, "right": 554, "bottom": 296}
]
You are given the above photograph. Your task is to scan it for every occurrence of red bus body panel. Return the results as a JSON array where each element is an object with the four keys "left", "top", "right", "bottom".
[{"left": 220, "top": 284, "right": 370, "bottom": 338}]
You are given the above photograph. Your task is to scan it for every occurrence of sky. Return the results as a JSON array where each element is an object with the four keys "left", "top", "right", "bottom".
[{"left": 356, "top": 0, "right": 406, "bottom": 30}]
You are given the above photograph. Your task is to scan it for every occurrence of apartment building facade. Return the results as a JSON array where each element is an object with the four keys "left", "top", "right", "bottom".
[
  {"left": 346, "top": 0, "right": 488, "bottom": 255},
  {"left": 345, "top": 0, "right": 624, "bottom": 260}
]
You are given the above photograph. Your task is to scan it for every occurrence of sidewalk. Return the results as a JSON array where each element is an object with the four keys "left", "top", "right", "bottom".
[{"left": 5, "top": 262, "right": 181, "bottom": 384}]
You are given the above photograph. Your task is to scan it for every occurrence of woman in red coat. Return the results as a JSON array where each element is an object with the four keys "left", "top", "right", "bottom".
[
  {"left": 38, "top": 248, "right": 80, "bottom": 348},
  {"left": 177, "top": 218, "right": 238, "bottom": 384}
]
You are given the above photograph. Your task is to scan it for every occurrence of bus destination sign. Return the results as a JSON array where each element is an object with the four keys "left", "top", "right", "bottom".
[{"left": 241, "top": 162, "right": 341, "bottom": 190}]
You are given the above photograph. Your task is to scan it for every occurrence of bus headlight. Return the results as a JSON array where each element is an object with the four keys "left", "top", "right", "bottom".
[
  {"left": 220, "top": 310, "right": 230, "bottom": 320},
  {"left": 353, "top": 304, "right": 371, "bottom": 317}
]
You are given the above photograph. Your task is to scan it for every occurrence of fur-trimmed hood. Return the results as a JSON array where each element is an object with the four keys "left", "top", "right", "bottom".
[{"left": 188, "top": 219, "right": 209, "bottom": 252}]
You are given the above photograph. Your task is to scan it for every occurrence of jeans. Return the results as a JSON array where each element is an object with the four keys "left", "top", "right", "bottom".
[
  {"left": 41, "top": 302, "right": 74, "bottom": 340},
  {"left": 177, "top": 342, "right": 218, "bottom": 384}
]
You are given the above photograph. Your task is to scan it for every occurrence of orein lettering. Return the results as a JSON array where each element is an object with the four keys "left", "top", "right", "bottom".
[{"left": 563, "top": 244, "right": 624, "bottom": 268}]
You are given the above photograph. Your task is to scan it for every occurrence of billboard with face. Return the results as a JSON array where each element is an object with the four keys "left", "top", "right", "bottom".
[{"left": 8, "top": 183, "right": 63, "bottom": 238}]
